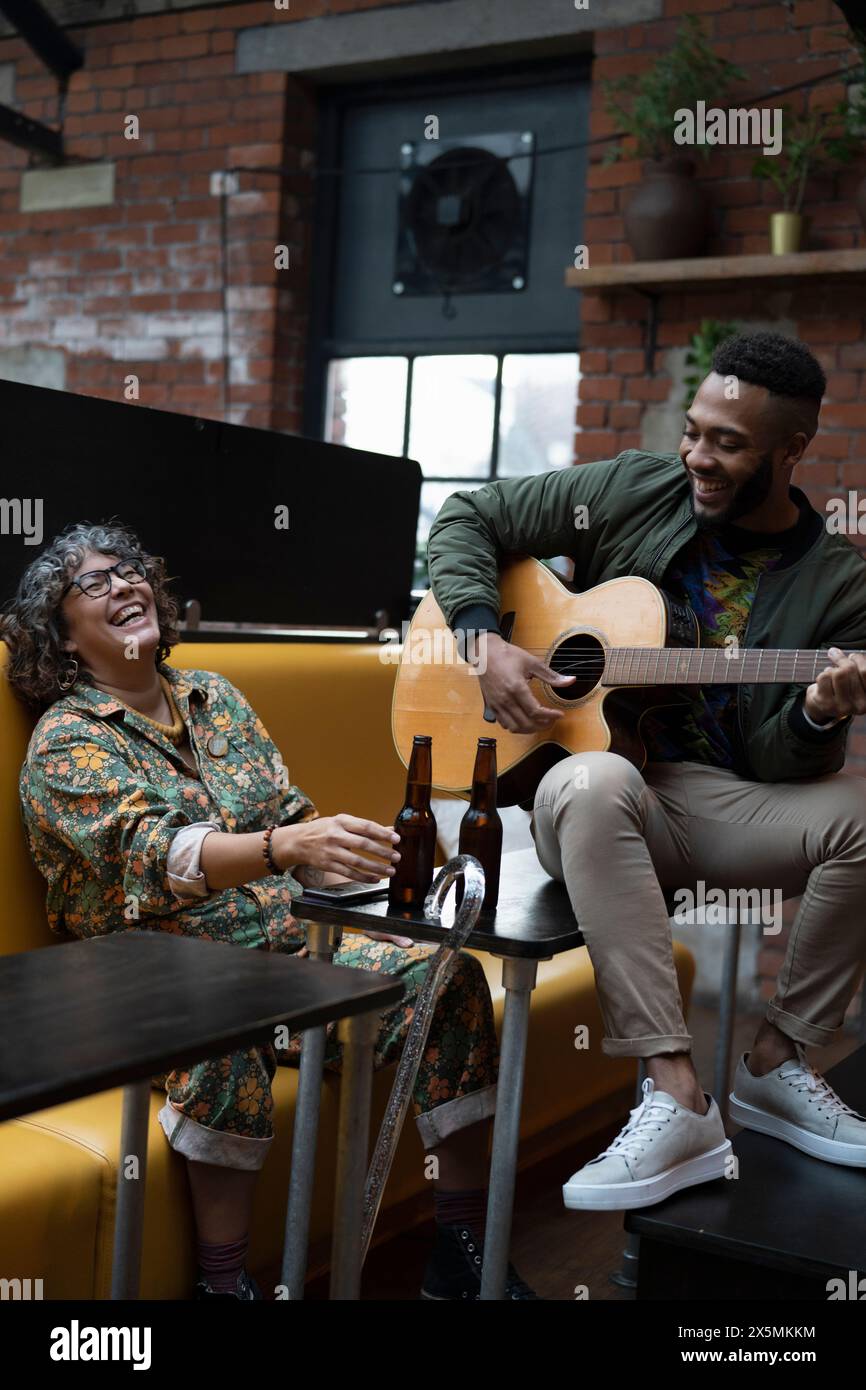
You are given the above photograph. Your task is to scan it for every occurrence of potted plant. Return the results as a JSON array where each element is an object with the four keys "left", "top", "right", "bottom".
[
  {"left": 682, "top": 319, "right": 741, "bottom": 413},
  {"left": 601, "top": 16, "right": 745, "bottom": 260},
  {"left": 751, "top": 102, "right": 854, "bottom": 253}
]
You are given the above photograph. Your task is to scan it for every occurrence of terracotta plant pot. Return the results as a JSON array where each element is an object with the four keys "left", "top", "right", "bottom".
[
  {"left": 623, "top": 156, "right": 712, "bottom": 261},
  {"left": 770, "top": 211, "right": 806, "bottom": 254}
]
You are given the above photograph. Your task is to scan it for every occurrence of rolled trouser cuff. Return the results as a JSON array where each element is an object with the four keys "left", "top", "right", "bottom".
[
  {"left": 602, "top": 1032, "right": 693, "bottom": 1059},
  {"left": 158, "top": 1101, "right": 273, "bottom": 1171},
  {"left": 414, "top": 1082, "right": 497, "bottom": 1150},
  {"left": 766, "top": 1002, "right": 839, "bottom": 1048}
]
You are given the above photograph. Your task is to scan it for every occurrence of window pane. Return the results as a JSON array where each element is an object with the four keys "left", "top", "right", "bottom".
[
  {"left": 324, "top": 357, "right": 408, "bottom": 455},
  {"left": 414, "top": 479, "right": 478, "bottom": 588},
  {"left": 408, "top": 355, "right": 497, "bottom": 478},
  {"left": 497, "top": 352, "right": 580, "bottom": 476}
]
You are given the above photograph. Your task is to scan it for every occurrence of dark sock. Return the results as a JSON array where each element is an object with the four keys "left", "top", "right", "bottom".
[
  {"left": 197, "top": 1234, "right": 249, "bottom": 1294},
  {"left": 434, "top": 1187, "right": 488, "bottom": 1246}
]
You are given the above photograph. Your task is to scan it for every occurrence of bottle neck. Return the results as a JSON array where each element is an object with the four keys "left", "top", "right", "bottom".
[
  {"left": 405, "top": 742, "right": 432, "bottom": 810},
  {"left": 469, "top": 745, "right": 497, "bottom": 806}
]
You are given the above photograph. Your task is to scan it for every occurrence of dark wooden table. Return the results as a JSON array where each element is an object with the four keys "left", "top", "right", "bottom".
[
  {"left": 294, "top": 847, "right": 584, "bottom": 1299},
  {"left": 0, "top": 931, "right": 402, "bottom": 1300},
  {"left": 625, "top": 1045, "right": 866, "bottom": 1299}
]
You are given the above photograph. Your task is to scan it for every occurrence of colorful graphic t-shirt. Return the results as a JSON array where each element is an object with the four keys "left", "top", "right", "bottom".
[{"left": 641, "top": 501, "right": 815, "bottom": 768}]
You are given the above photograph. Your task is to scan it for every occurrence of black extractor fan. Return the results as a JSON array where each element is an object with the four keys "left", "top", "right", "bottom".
[{"left": 393, "top": 131, "right": 535, "bottom": 298}]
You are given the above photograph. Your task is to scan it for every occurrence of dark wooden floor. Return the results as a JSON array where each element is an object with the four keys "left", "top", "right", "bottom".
[{"left": 304, "top": 1004, "right": 862, "bottom": 1301}]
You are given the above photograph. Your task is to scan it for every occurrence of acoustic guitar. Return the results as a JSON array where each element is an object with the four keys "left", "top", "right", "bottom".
[{"left": 391, "top": 554, "right": 853, "bottom": 807}]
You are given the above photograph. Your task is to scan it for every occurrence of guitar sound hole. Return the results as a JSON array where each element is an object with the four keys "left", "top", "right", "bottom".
[{"left": 548, "top": 633, "right": 606, "bottom": 701}]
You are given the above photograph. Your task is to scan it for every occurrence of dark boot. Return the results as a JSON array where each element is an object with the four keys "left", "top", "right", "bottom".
[
  {"left": 420, "top": 1223, "right": 540, "bottom": 1300},
  {"left": 194, "top": 1268, "right": 263, "bottom": 1301}
]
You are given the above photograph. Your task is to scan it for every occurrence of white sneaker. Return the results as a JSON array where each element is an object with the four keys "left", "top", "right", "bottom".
[
  {"left": 562, "top": 1077, "right": 732, "bottom": 1212},
  {"left": 729, "top": 1045, "right": 866, "bottom": 1167}
]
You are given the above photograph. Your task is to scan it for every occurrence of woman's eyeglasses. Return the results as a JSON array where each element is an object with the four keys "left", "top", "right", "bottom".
[{"left": 62, "top": 558, "right": 149, "bottom": 600}]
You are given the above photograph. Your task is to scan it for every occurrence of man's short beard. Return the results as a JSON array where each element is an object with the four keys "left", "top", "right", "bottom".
[{"left": 691, "top": 451, "right": 774, "bottom": 530}]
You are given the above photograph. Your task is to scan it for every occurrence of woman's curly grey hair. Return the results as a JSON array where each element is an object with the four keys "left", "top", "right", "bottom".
[{"left": 1, "top": 520, "right": 180, "bottom": 714}]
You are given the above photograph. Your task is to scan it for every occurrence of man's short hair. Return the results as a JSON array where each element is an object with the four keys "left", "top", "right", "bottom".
[{"left": 710, "top": 330, "right": 826, "bottom": 442}]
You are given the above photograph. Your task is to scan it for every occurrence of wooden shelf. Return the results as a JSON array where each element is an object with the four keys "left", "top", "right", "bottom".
[{"left": 564, "top": 247, "right": 866, "bottom": 293}]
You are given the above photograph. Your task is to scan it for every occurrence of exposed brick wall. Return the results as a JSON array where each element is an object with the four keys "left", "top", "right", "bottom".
[{"left": 0, "top": 2, "right": 327, "bottom": 429}]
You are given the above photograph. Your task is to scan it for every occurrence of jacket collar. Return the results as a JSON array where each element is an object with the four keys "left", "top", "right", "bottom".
[
  {"left": 656, "top": 456, "right": 823, "bottom": 561},
  {"left": 59, "top": 663, "right": 209, "bottom": 725}
]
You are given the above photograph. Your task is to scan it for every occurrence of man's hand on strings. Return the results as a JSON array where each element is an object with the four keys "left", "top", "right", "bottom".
[
  {"left": 473, "top": 632, "right": 576, "bottom": 734},
  {"left": 804, "top": 648, "right": 866, "bottom": 724}
]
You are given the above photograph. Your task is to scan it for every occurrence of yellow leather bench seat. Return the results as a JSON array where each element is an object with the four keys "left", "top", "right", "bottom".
[{"left": 0, "top": 639, "right": 695, "bottom": 1298}]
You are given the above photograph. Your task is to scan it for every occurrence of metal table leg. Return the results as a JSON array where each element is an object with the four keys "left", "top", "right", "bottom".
[
  {"left": 329, "top": 1010, "right": 380, "bottom": 1300},
  {"left": 280, "top": 922, "right": 341, "bottom": 1300},
  {"left": 610, "top": 1059, "right": 647, "bottom": 1292},
  {"left": 714, "top": 911, "right": 742, "bottom": 1128},
  {"left": 479, "top": 955, "right": 541, "bottom": 1301},
  {"left": 110, "top": 1079, "right": 151, "bottom": 1300}
]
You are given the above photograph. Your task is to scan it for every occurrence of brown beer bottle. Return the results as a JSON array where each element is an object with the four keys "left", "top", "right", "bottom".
[
  {"left": 388, "top": 735, "right": 437, "bottom": 909},
  {"left": 455, "top": 737, "right": 503, "bottom": 912}
]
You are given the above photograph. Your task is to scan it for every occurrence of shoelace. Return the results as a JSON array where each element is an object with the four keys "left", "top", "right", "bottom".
[
  {"left": 456, "top": 1229, "right": 536, "bottom": 1300},
  {"left": 777, "top": 1045, "right": 861, "bottom": 1119},
  {"left": 595, "top": 1077, "right": 679, "bottom": 1161}
]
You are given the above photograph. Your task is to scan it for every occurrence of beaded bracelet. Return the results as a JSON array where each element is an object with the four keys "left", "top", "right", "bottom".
[{"left": 262, "top": 824, "right": 284, "bottom": 875}]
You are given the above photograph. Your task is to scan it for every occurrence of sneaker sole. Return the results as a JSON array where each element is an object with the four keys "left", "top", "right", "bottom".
[
  {"left": 562, "top": 1139, "right": 732, "bottom": 1212},
  {"left": 728, "top": 1092, "right": 866, "bottom": 1167}
]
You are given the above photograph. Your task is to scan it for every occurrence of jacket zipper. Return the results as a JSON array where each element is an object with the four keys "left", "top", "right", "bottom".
[
  {"left": 735, "top": 573, "right": 760, "bottom": 771},
  {"left": 642, "top": 510, "right": 691, "bottom": 581}
]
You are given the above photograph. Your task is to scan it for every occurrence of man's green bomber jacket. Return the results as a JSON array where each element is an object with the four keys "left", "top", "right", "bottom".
[{"left": 426, "top": 448, "right": 866, "bottom": 783}]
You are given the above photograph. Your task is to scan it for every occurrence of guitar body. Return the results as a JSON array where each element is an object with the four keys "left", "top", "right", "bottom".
[{"left": 391, "top": 556, "right": 699, "bottom": 807}]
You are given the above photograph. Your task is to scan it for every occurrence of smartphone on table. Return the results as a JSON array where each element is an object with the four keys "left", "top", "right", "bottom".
[{"left": 299, "top": 878, "right": 391, "bottom": 904}]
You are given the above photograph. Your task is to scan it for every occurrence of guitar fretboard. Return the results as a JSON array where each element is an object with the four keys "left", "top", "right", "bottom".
[{"left": 602, "top": 648, "right": 861, "bottom": 687}]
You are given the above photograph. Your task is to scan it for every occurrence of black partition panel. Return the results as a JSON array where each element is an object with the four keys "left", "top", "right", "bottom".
[{"left": 0, "top": 380, "right": 421, "bottom": 630}]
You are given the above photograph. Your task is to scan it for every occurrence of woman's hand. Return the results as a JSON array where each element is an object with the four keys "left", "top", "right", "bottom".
[
  {"left": 358, "top": 928, "right": 415, "bottom": 947},
  {"left": 283, "top": 813, "right": 401, "bottom": 883}
]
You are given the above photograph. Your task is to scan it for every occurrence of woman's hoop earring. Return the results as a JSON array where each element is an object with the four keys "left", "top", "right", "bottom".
[{"left": 57, "top": 657, "right": 79, "bottom": 691}]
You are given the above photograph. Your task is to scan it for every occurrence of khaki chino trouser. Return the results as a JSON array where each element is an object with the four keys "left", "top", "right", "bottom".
[{"left": 529, "top": 752, "right": 866, "bottom": 1059}]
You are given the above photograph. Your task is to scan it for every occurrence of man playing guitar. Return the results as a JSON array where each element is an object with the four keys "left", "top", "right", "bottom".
[{"left": 427, "top": 330, "right": 866, "bottom": 1211}]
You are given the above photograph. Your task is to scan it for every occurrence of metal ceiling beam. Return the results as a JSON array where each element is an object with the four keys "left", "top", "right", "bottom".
[
  {"left": 0, "top": 0, "right": 83, "bottom": 81},
  {"left": 0, "top": 100, "right": 63, "bottom": 159}
]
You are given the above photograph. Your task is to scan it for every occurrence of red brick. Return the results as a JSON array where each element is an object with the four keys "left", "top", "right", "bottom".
[
  {"left": 585, "top": 324, "right": 644, "bottom": 349},
  {"left": 800, "top": 320, "right": 862, "bottom": 344},
  {"left": 157, "top": 35, "right": 209, "bottom": 62},
  {"left": 713, "top": 10, "right": 754, "bottom": 35},
  {"left": 809, "top": 26, "right": 853, "bottom": 53},
  {"left": 822, "top": 404, "right": 866, "bottom": 428},
  {"left": 586, "top": 159, "right": 644, "bottom": 191},
  {"left": 840, "top": 344, "right": 866, "bottom": 369},
  {"left": 808, "top": 432, "right": 850, "bottom": 458},
  {"left": 609, "top": 403, "right": 642, "bottom": 428},
  {"left": 128, "top": 14, "right": 184, "bottom": 39},
  {"left": 571, "top": 431, "right": 620, "bottom": 456},
  {"left": 611, "top": 350, "right": 645, "bottom": 376},
  {"left": 577, "top": 350, "right": 608, "bottom": 373},
  {"left": 580, "top": 294, "right": 612, "bottom": 324},
  {"left": 825, "top": 372, "right": 861, "bottom": 401},
  {"left": 588, "top": 376, "right": 623, "bottom": 402},
  {"left": 576, "top": 403, "right": 607, "bottom": 427},
  {"left": 631, "top": 377, "right": 673, "bottom": 402},
  {"left": 665, "top": 0, "right": 721, "bottom": 12},
  {"left": 584, "top": 190, "right": 616, "bottom": 215}
]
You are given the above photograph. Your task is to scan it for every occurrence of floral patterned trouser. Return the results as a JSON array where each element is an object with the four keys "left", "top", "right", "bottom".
[{"left": 153, "top": 933, "right": 500, "bottom": 1170}]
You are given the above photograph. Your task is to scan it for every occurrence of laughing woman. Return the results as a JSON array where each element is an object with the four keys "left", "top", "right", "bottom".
[{"left": 3, "top": 521, "right": 538, "bottom": 1301}]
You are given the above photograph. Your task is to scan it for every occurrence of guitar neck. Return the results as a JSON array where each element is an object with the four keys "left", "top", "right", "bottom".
[{"left": 602, "top": 648, "right": 864, "bottom": 687}]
